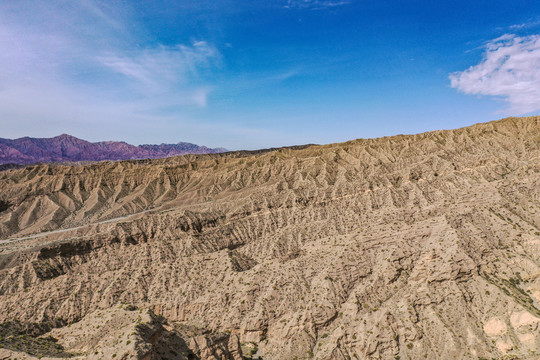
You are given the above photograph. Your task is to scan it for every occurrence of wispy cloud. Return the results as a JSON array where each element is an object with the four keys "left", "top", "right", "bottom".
[
  {"left": 100, "top": 41, "right": 219, "bottom": 99},
  {"left": 0, "top": 0, "right": 222, "bottom": 141},
  {"left": 450, "top": 34, "right": 540, "bottom": 115},
  {"left": 509, "top": 20, "right": 540, "bottom": 30},
  {"left": 77, "top": 0, "right": 126, "bottom": 31},
  {"left": 284, "top": 0, "right": 350, "bottom": 10}
]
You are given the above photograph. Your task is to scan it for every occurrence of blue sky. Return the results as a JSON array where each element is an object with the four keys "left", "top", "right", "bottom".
[{"left": 1, "top": 0, "right": 540, "bottom": 149}]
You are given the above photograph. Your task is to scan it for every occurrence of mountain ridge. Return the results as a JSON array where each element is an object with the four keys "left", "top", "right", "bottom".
[{"left": 0, "top": 134, "right": 228, "bottom": 165}]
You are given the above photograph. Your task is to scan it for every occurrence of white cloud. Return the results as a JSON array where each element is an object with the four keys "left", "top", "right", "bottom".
[
  {"left": 284, "top": 0, "right": 350, "bottom": 10},
  {"left": 100, "top": 41, "right": 219, "bottom": 95},
  {"left": 0, "top": 0, "right": 223, "bottom": 144},
  {"left": 450, "top": 34, "right": 540, "bottom": 114},
  {"left": 509, "top": 20, "right": 540, "bottom": 30}
]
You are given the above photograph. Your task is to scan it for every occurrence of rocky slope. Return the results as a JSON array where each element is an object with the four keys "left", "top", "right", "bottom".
[
  {"left": 0, "top": 116, "right": 539, "bottom": 359},
  {"left": 0, "top": 134, "right": 227, "bottom": 165}
]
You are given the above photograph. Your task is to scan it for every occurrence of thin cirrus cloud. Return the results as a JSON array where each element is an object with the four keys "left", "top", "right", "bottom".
[
  {"left": 99, "top": 41, "right": 220, "bottom": 102},
  {"left": 0, "top": 0, "right": 223, "bottom": 143},
  {"left": 284, "top": 0, "right": 350, "bottom": 10},
  {"left": 450, "top": 34, "right": 540, "bottom": 115}
]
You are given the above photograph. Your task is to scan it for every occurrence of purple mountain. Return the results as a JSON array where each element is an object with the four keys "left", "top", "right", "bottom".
[{"left": 0, "top": 134, "right": 228, "bottom": 165}]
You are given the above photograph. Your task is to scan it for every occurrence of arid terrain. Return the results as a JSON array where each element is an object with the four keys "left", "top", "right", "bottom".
[{"left": 0, "top": 116, "right": 539, "bottom": 359}]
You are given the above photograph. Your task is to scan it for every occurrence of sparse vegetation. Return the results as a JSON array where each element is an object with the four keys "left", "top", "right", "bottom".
[{"left": 0, "top": 322, "right": 72, "bottom": 358}]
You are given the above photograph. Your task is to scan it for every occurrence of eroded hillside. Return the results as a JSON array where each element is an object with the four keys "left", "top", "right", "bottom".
[{"left": 0, "top": 116, "right": 539, "bottom": 359}]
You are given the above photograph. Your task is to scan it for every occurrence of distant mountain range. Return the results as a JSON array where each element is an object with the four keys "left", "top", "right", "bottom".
[{"left": 0, "top": 134, "right": 228, "bottom": 165}]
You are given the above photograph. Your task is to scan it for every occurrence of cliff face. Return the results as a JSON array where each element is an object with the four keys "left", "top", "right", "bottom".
[
  {"left": 0, "top": 117, "right": 539, "bottom": 359},
  {"left": 0, "top": 134, "right": 227, "bottom": 165}
]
